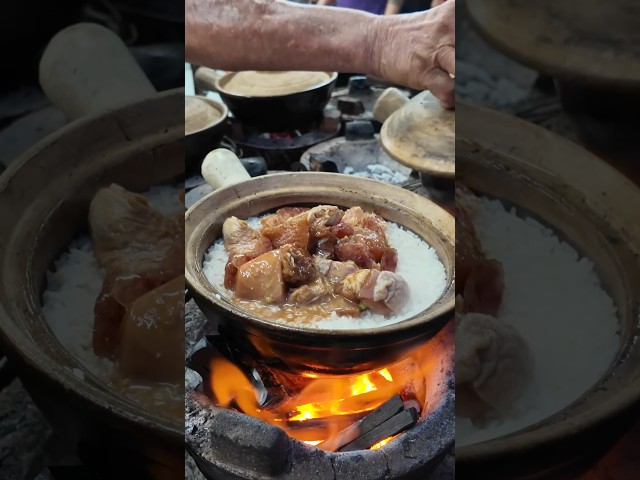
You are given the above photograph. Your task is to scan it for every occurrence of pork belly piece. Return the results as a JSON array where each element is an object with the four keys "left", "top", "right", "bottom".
[
  {"left": 117, "top": 275, "right": 185, "bottom": 384},
  {"left": 314, "top": 258, "right": 359, "bottom": 284},
  {"left": 280, "top": 244, "right": 316, "bottom": 285},
  {"left": 289, "top": 277, "right": 361, "bottom": 316},
  {"left": 341, "top": 206, "right": 365, "bottom": 226},
  {"left": 93, "top": 272, "right": 177, "bottom": 357},
  {"left": 261, "top": 211, "right": 310, "bottom": 250},
  {"left": 89, "top": 185, "right": 184, "bottom": 357},
  {"left": 260, "top": 207, "right": 309, "bottom": 228},
  {"left": 289, "top": 276, "right": 334, "bottom": 305},
  {"left": 235, "top": 250, "right": 286, "bottom": 304},
  {"left": 462, "top": 260, "right": 505, "bottom": 317},
  {"left": 333, "top": 208, "right": 398, "bottom": 271},
  {"left": 308, "top": 206, "right": 343, "bottom": 234},
  {"left": 456, "top": 312, "right": 533, "bottom": 424},
  {"left": 93, "top": 276, "right": 125, "bottom": 358},
  {"left": 306, "top": 205, "right": 343, "bottom": 258},
  {"left": 454, "top": 183, "right": 506, "bottom": 315},
  {"left": 89, "top": 184, "right": 182, "bottom": 276},
  {"left": 335, "top": 232, "right": 397, "bottom": 271},
  {"left": 336, "top": 269, "right": 409, "bottom": 315},
  {"left": 455, "top": 184, "right": 486, "bottom": 295},
  {"left": 223, "top": 217, "right": 273, "bottom": 289}
]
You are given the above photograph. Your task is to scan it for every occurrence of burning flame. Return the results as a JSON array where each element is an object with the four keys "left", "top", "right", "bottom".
[
  {"left": 208, "top": 338, "right": 440, "bottom": 451},
  {"left": 370, "top": 434, "right": 400, "bottom": 450}
]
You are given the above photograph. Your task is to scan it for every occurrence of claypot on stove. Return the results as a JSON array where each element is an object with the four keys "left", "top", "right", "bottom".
[
  {"left": 213, "top": 70, "right": 339, "bottom": 132},
  {"left": 185, "top": 150, "right": 455, "bottom": 375},
  {"left": 185, "top": 95, "right": 229, "bottom": 173},
  {"left": 0, "top": 24, "right": 183, "bottom": 478},
  {"left": 456, "top": 102, "right": 640, "bottom": 479}
]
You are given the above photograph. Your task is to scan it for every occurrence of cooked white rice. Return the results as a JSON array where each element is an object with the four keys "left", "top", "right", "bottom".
[
  {"left": 456, "top": 197, "right": 620, "bottom": 446},
  {"left": 42, "top": 185, "right": 183, "bottom": 378},
  {"left": 203, "top": 214, "right": 447, "bottom": 330}
]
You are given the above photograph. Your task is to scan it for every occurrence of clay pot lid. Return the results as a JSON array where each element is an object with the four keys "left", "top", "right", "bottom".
[
  {"left": 465, "top": 0, "right": 640, "bottom": 87},
  {"left": 217, "top": 71, "right": 336, "bottom": 97},
  {"left": 380, "top": 91, "right": 455, "bottom": 179},
  {"left": 185, "top": 95, "right": 228, "bottom": 135}
]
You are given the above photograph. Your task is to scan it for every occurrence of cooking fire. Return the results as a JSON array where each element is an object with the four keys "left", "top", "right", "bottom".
[
  {"left": 188, "top": 323, "right": 449, "bottom": 453},
  {"left": 186, "top": 306, "right": 453, "bottom": 480}
]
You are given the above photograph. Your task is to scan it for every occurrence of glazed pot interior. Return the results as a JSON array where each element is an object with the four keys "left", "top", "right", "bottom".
[{"left": 456, "top": 102, "right": 640, "bottom": 465}]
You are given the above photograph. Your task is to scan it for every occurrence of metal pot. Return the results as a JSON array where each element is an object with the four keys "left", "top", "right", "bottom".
[
  {"left": 185, "top": 151, "right": 455, "bottom": 375},
  {"left": 214, "top": 71, "right": 339, "bottom": 132},
  {"left": 456, "top": 102, "right": 640, "bottom": 479},
  {"left": 0, "top": 24, "right": 184, "bottom": 478}
]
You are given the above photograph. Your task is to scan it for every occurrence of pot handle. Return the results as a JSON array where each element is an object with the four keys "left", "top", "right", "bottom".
[
  {"left": 39, "top": 23, "right": 157, "bottom": 120},
  {"left": 372, "top": 88, "right": 410, "bottom": 123},
  {"left": 194, "top": 67, "right": 225, "bottom": 93},
  {"left": 201, "top": 148, "right": 252, "bottom": 190}
]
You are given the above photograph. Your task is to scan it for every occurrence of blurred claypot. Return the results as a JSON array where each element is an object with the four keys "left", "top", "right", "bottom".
[
  {"left": 456, "top": 102, "right": 640, "bottom": 479},
  {"left": 0, "top": 23, "right": 185, "bottom": 478}
]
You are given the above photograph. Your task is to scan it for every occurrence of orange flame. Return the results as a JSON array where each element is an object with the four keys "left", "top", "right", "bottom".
[
  {"left": 208, "top": 326, "right": 451, "bottom": 451},
  {"left": 370, "top": 433, "right": 400, "bottom": 450}
]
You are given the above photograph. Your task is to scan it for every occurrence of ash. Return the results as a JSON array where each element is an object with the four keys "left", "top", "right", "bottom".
[{"left": 343, "top": 164, "right": 409, "bottom": 185}]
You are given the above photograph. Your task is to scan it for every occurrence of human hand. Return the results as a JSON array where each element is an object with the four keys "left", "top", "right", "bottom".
[
  {"left": 370, "top": 0, "right": 455, "bottom": 108},
  {"left": 431, "top": 0, "right": 447, "bottom": 7}
]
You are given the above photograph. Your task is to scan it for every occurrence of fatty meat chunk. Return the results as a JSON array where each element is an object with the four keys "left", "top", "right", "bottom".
[
  {"left": 235, "top": 250, "right": 286, "bottom": 304},
  {"left": 222, "top": 217, "right": 273, "bottom": 288},
  {"left": 456, "top": 312, "right": 533, "bottom": 423},
  {"left": 117, "top": 275, "right": 185, "bottom": 384}
]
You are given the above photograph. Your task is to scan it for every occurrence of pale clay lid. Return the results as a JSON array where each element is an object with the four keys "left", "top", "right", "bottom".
[
  {"left": 381, "top": 91, "right": 455, "bottom": 178},
  {"left": 185, "top": 96, "right": 224, "bottom": 135},
  {"left": 218, "top": 71, "right": 333, "bottom": 97}
]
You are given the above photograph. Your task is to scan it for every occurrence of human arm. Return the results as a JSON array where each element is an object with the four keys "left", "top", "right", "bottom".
[
  {"left": 185, "top": 0, "right": 455, "bottom": 108},
  {"left": 187, "top": 0, "right": 378, "bottom": 77}
]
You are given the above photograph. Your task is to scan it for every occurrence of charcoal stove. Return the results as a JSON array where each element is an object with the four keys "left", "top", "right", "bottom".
[
  {"left": 183, "top": 177, "right": 455, "bottom": 480},
  {"left": 299, "top": 135, "right": 454, "bottom": 214},
  {"left": 299, "top": 133, "right": 413, "bottom": 186},
  {"left": 186, "top": 389, "right": 453, "bottom": 480},
  {"left": 225, "top": 109, "right": 341, "bottom": 170},
  {"left": 184, "top": 301, "right": 454, "bottom": 480},
  {"left": 194, "top": 76, "right": 411, "bottom": 172}
]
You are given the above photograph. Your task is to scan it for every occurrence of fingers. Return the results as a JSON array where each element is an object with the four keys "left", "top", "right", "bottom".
[
  {"left": 437, "top": 45, "right": 455, "bottom": 76},
  {"left": 425, "top": 69, "right": 455, "bottom": 109}
]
